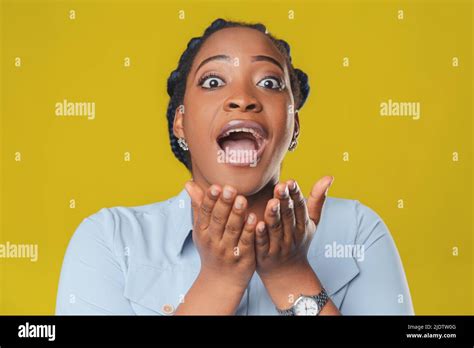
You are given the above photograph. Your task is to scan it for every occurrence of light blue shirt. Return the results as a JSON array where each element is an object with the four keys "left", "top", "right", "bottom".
[{"left": 56, "top": 189, "right": 414, "bottom": 315}]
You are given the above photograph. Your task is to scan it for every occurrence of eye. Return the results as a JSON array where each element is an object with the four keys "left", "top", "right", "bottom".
[
  {"left": 257, "top": 76, "right": 285, "bottom": 90},
  {"left": 198, "top": 74, "right": 226, "bottom": 89}
]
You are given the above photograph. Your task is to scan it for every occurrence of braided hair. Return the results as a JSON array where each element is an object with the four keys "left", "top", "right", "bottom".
[{"left": 166, "top": 18, "right": 310, "bottom": 171}]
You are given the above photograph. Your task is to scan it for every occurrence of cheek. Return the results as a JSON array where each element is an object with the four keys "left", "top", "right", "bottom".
[
  {"left": 184, "top": 118, "right": 212, "bottom": 154},
  {"left": 184, "top": 88, "right": 224, "bottom": 120},
  {"left": 182, "top": 95, "right": 216, "bottom": 142},
  {"left": 182, "top": 107, "right": 220, "bottom": 159},
  {"left": 269, "top": 100, "right": 295, "bottom": 144}
]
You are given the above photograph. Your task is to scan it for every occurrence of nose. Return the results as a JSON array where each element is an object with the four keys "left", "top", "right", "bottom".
[{"left": 223, "top": 93, "right": 262, "bottom": 113}]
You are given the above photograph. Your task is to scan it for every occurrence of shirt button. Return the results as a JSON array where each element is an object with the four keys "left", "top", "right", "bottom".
[{"left": 162, "top": 303, "right": 175, "bottom": 315}]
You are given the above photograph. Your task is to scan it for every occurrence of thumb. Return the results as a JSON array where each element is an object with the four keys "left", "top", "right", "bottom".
[
  {"left": 184, "top": 180, "right": 204, "bottom": 223},
  {"left": 307, "top": 176, "right": 334, "bottom": 225}
]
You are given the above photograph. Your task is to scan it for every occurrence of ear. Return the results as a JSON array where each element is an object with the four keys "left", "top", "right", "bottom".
[
  {"left": 293, "top": 111, "right": 300, "bottom": 139},
  {"left": 172, "top": 105, "right": 185, "bottom": 139}
]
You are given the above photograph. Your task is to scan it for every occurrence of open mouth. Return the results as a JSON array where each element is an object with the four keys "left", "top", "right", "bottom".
[{"left": 216, "top": 120, "right": 268, "bottom": 166}]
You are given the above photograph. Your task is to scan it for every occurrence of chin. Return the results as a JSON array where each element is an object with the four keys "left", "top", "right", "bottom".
[{"left": 208, "top": 162, "right": 275, "bottom": 196}]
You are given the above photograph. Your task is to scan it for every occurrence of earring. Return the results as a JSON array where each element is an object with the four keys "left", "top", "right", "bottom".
[
  {"left": 288, "top": 138, "right": 298, "bottom": 152},
  {"left": 178, "top": 138, "right": 189, "bottom": 151}
]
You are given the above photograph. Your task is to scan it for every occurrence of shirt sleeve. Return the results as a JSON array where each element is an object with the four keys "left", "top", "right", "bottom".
[
  {"left": 55, "top": 210, "right": 136, "bottom": 315},
  {"left": 340, "top": 201, "right": 415, "bottom": 315}
]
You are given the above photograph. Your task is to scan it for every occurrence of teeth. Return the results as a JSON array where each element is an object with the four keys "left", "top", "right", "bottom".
[{"left": 221, "top": 127, "right": 261, "bottom": 139}]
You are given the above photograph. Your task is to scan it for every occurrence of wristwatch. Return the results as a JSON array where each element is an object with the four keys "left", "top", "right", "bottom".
[{"left": 276, "top": 287, "right": 329, "bottom": 316}]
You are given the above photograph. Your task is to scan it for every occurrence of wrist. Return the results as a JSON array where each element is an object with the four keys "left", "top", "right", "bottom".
[
  {"left": 175, "top": 269, "right": 249, "bottom": 315},
  {"left": 199, "top": 267, "right": 250, "bottom": 294},
  {"left": 260, "top": 261, "right": 322, "bottom": 310}
]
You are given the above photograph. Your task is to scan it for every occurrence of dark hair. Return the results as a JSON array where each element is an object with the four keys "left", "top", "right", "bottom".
[{"left": 166, "top": 18, "right": 310, "bottom": 171}]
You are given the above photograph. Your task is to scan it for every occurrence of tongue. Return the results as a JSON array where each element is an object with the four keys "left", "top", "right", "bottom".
[{"left": 221, "top": 138, "right": 257, "bottom": 152}]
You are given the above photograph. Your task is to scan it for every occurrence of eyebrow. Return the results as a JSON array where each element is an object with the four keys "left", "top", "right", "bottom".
[
  {"left": 194, "top": 54, "right": 284, "bottom": 76},
  {"left": 251, "top": 55, "right": 284, "bottom": 73}
]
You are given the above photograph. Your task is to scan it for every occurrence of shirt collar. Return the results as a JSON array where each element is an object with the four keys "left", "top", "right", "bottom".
[{"left": 170, "top": 188, "right": 194, "bottom": 256}]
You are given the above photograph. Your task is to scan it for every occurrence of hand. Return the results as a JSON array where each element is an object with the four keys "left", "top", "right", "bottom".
[
  {"left": 254, "top": 176, "right": 334, "bottom": 280},
  {"left": 185, "top": 181, "right": 257, "bottom": 291}
]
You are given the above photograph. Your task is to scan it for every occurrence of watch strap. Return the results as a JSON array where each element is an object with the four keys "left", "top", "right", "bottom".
[
  {"left": 311, "top": 287, "right": 329, "bottom": 313},
  {"left": 276, "top": 306, "right": 295, "bottom": 316},
  {"left": 276, "top": 287, "right": 329, "bottom": 316}
]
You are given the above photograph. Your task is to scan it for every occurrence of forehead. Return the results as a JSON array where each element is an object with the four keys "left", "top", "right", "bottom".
[{"left": 193, "top": 27, "right": 285, "bottom": 66}]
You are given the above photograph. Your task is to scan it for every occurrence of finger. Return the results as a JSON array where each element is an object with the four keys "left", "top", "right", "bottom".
[
  {"left": 189, "top": 183, "right": 221, "bottom": 233},
  {"left": 184, "top": 180, "right": 204, "bottom": 221},
  {"left": 208, "top": 185, "right": 237, "bottom": 240},
  {"left": 254, "top": 221, "right": 269, "bottom": 257},
  {"left": 221, "top": 195, "right": 248, "bottom": 248},
  {"left": 264, "top": 198, "right": 282, "bottom": 254},
  {"left": 307, "top": 176, "right": 334, "bottom": 226},
  {"left": 274, "top": 182, "right": 295, "bottom": 246},
  {"left": 238, "top": 213, "right": 257, "bottom": 255},
  {"left": 286, "top": 179, "right": 311, "bottom": 242},
  {"left": 185, "top": 181, "right": 208, "bottom": 227}
]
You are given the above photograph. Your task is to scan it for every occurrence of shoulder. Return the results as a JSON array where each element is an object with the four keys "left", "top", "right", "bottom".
[
  {"left": 319, "top": 197, "right": 413, "bottom": 314},
  {"left": 313, "top": 195, "right": 389, "bottom": 255},
  {"left": 66, "top": 192, "right": 186, "bottom": 266},
  {"left": 86, "top": 191, "right": 185, "bottom": 232},
  {"left": 309, "top": 196, "right": 399, "bottom": 306},
  {"left": 78, "top": 200, "right": 167, "bottom": 242},
  {"left": 88, "top": 196, "right": 176, "bottom": 224}
]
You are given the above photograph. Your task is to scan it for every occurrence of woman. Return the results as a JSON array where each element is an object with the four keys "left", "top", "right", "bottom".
[{"left": 56, "top": 18, "right": 414, "bottom": 315}]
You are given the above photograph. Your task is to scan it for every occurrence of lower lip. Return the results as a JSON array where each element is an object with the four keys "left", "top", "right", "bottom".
[{"left": 215, "top": 138, "right": 267, "bottom": 167}]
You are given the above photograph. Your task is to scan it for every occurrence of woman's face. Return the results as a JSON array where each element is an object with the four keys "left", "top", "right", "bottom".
[{"left": 174, "top": 27, "right": 299, "bottom": 195}]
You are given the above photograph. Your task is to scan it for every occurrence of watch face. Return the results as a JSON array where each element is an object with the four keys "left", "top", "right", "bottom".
[{"left": 294, "top": 296, "right": 319, "bottom": 316}]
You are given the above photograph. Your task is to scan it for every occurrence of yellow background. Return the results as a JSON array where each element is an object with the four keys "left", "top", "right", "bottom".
[{"left": 1, "top": 0, "right": 472, "bottom": 314}]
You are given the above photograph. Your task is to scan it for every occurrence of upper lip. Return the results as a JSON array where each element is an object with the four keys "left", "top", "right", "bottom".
[{"left": 216, "top": 119, "right": 269, "bottom": 144}]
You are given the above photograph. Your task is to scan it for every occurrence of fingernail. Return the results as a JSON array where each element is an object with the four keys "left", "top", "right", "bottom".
[
  {"left": 184, "top": 181, "right": 192, "bottom": 192},
  {"left": 272, "top": 203, "right": 280, "bottom": 213},
  {"left": 325, "top": 177, "right": 334, "bottom": 197},
  {"left": 289, "top": 181, "right": 297, "bottom": 191},
  {"left": 247, "top": 214, "right": 255, "bottom": 224},
  {"left": 223, "top": 187, "right": 233, "bottom": 200},
  {"left": 279, "top": 185, "right": 289, "bottom": 198},
  {"left": 235, "top": 196, "right": 244, "bottom": 210},
  {"left": 257, "top": 224, "right": 265, "bottom": 234},
  {"left": 210, "top": 186, "right": 219, "bottom": 197}
]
